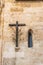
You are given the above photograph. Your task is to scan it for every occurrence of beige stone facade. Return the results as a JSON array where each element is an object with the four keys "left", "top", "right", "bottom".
[{"left": 0, "top": 0, "right": 43, "bottom": 65}]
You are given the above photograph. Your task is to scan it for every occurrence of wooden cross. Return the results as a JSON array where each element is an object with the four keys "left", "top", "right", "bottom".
[{"left": 9, "top": 21, "right": 26, "bottom": 47}]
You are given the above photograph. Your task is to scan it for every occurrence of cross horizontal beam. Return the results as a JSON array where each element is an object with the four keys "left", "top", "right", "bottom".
[{"left": 9, "top": 24, "right": 26, "bottom": 26}]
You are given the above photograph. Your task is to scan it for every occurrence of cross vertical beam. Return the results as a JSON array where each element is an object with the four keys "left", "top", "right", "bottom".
[
  {"left": 16, "top": 22, "right": 18, "bottom": 47},
  {"left": 9, "top": 21, "right": 26, "bottom": 47}
]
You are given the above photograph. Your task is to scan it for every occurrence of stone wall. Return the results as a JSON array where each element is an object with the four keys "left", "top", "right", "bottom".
[{"left": 0, "top": 0, "right": 43, "bottom": 65}]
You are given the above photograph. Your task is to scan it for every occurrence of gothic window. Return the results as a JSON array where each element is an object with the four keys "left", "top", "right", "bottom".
[{"left": 28, "top": 29, "right": 33, "bottom": 47}]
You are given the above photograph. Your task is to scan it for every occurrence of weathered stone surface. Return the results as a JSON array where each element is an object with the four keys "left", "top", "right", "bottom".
[
  {"left": 0, "top": 0, "right": 43, "bottom": 65},
  {"left": 3, "top": 58, "right": 16, "bottom": 65}
]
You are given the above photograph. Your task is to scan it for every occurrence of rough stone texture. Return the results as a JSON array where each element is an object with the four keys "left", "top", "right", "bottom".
[
  {"left": 3, "top": 58, "right": 16, "bottom": 65},
  {"left": 0, "top": 0, "right": 43, "bottom": 65}
]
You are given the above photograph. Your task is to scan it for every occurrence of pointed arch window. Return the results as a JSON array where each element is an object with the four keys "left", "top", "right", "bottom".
[{"left": 28, "top": 29, "right": 33, "bottom": 47}]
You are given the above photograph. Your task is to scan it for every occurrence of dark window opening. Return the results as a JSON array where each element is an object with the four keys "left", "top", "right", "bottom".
[{"left": 28, "top": 29, "right": 33, "bottom": 47}]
